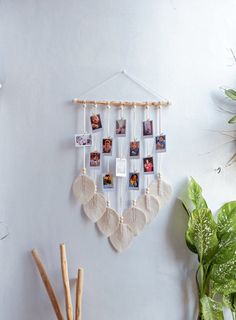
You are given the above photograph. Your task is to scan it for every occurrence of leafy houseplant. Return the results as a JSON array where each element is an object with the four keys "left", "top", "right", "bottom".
[
  {"left": 180, "top": 177, "right": 236, "bottom": 320},
  {"left": 225, "top": 89, "right": 236, "bottom": 124},
  {"left": 224, "top": 89, "right": 236, "bottom": 166}
]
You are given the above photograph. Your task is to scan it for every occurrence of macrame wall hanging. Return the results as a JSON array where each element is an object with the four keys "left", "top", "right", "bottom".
[{"left": 72, "top": 70, "right": 172, "bottom": 252}]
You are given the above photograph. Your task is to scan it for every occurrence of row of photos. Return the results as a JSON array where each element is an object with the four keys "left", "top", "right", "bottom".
[{"left": 75, "top": 113, "right": 166, "bottom": 191}]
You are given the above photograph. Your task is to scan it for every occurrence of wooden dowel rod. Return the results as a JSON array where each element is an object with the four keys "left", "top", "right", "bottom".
[
  {"left": 75, "top": 268, "right": 84, "bottom": 320},
  {"left": 31, "top": 249, "right": 64, "bottom": 320},
  {"left": 60, "top": 244, "right": 74, "bottom": 320},
  {"left": 72, "top": 99, "right": 170, "bottom": 107}
]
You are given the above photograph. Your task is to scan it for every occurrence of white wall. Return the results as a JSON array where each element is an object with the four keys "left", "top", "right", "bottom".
[{"left": 0, "top": 1, "right": 235, "bottom": 319}]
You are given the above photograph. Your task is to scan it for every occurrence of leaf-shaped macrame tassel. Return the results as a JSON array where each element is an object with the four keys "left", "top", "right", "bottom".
[
  {"left": 149, "top": 175, "right": 172, "bottom": 208},
  {"left": 136, "top": 190, "right": 160, "bottom": 224},
  {"left": 109, "top": 218, "right": 134, "bottom": 252},
  {"left": 83, "top": 190, "right": 106, "bottom": 222},
  {"left": 72, "top": 170, "right": 96, "bottom": 204},
  {"left": 123, "top": 202, "right": 146, "bottom": 236},
  {"left": 96, "top": 204, "right": 119, "bottom": 237}
]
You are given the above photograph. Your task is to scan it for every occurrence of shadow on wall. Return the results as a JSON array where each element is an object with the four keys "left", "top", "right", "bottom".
[{"left": 166, "top": 196, "right": 198, "bottom": 320}]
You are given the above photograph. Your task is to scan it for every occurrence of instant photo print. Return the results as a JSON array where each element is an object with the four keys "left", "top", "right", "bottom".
[
  {"left": 102, "top": 138, "right": 113, "bottom": 155},
  {"left": 74, "top": 133, "right": 92, "bottom": 147},
  {"left": 143, "top": 156, "right": 154, "bottom": 174},
  {"left": 142, "top": 120, "right": 153, "bottom": 138},
  {"left": 156, "top": 135, "right": 166, "bottom": 152},
  {"left": 90, "top": 151, "right": 101, "bottom": 167},
  {"left": 90, "top": 114, "right": 102, "bottom": 132},
  {"left": 128, "top": 172, "right": 139, "bottom": 190},
  {"left": 129, "top": 140, "right": 140, "bottom": 158},
  {"left": 116, "top": 119, "right": 126, "bottom": 136},
  {"left": 102, "top": 173, "right": 114, "bottom": 190},
  {"left": 116, "top": 158, "right": 127, "bottom": 177}
]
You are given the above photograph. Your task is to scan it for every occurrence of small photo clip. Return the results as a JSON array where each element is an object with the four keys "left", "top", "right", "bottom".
[
  {"left": 102, "top": 173, "right": 114, "bottom": 190},
  {"left": 74, "top": 133, "right": 92, "bottom": 147},
  {"left": 90, "top": 114, "right": 102, "bottom": 132},
  {"left": 115, "top": 119, "right": 126, "bottom": 136},
  {"left": 128, "top": 172, "right": 139, "bottom": 190},
  {"left": 90, "top": 151, "right": 101, "bottom": 168},
  {"left": 143, "top": 156, "right": 154, "bottom": 174},
  {"left": 155, "top": 134, "right": 166, "bottom": 152},
  {"left": 142, "top": 120, "right": 153, "bottom": 138},
  {"left": 102, "top": 138, "right": 113, "bottom": 156},
  {"left": 129, "top": 140, "right": 140, "bottom": 158},
  {"left": 116, "top": 158, "right": 127, "bottom": 177}
]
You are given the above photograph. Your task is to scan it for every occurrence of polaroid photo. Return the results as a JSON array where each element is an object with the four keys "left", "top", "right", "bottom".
[
  {"left": 102, "top": 138, "right": 113, "bottom": 156},
  {"left": 155, "top": 134, "right": 166, "bottom": 153},
  {"left": 143, "top": 156, "right": 154, "bottom": 174},
  {"left": 129, "top": 140, "right": 140, "bottom": 159},
  {"left": 102, "top": 173, "right": 114, "bottom": 190},
  {"left": 128, "top": 172, "right": 139, "bottom": 190},
  {"left": 116, "top": 158, "right": 127, "bottom": 177},
  {"left": 74, "top": 133, "right": 92, "bottom": 147},
  {"left": 116, "top": 119, "right": 126, "bottom": 136},
  {"left": 90, "top": 114, "right": 102, "bottom": 132},
  {"left": 142, "top": 120, "right": 153, "bottom": 138},
  {"left": 90, "top": 151, "right": 101, "bottom": 168}
]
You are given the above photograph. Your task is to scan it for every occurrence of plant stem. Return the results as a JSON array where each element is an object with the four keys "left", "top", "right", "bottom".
[{"left": 197, "top": 263, "right": 205, "bottom": 320}]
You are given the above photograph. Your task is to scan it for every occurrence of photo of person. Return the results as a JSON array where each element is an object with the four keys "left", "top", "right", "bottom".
[
  {"left": 102, "top": 138, "right": 112, "bottom": 155},
  {"left": 90, "top": 114, "right": 102, "bottom": 132},
  {"left": 142, "top": 120, "right": 153, "bottom": 137},
  {"left": 74, "top": 133, "right": 92, "bottom": 147},
  {"left": 143, "top": 157, "right": 154, "bottom": 174},
  {"left": 103, "top": 174, "right": 114, "bottom": 189},
  {"left": 128, "top": 173, "right": 139, "bottom": 190},
  {"left": 129, "top": 140, "right": 140, "bottom": 158},
  {"left": 116, "top": 119, "right": 126, "bottom": 136},
  {"left": 155, "top": 135, "right": 166, "bottom": 152},
  {"left": 90, "top": 152, "right": 101, "bottom": 167},
  {"left": 116, "top": 158, "right": 127, "bottom": 177}
]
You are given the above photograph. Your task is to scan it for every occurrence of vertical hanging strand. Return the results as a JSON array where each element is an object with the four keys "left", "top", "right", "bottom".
[
  {"left": 158, "top": 106, "right": 162, "bottom": 175},
  {"left": 107, "top": 104, "right": 111, "bottom": 202},
  {"left": 83, "top": 103, "right": 87, "bottom": 172},
  {"left": 146, "top": 104, "right": 150, "bottom": 188},
  {"left": 157, "top": 106, "right": 162, "bottom": 195}
]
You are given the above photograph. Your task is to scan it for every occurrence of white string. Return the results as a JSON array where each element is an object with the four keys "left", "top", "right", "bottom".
[
  {"left": 122, "top": 70, "right": 168, "bottom": 101},
  {"left": 106, "top": 104, "right": 111, "bottom": 173},
  {"left": 159, "top": 106, "right": 162, "bottom": 135},
  {"left": 76, "top": 70, "right": 168, "bottom": 102},
  {"left": 133, "top": 104, "right": 136, "bottom": 140},
  {"left": 157, "top": 107, "right": 162, "bottom": 175},
  {"left": 83, "top": 103, "right": 87, "bottom": 170},
  {"left": 77, "top": 71, "right": 122, "bottom": 99}
]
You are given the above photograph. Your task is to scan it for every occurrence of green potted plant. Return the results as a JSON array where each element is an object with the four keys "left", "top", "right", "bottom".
[
  {"left": 180, "top": 177, "right": 236, "bottom": 320},
  {"left": 224, "top": 88, "right": 236, "bottom": 165}
]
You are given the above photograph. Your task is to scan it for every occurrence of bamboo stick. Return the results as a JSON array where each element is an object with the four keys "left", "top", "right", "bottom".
[
  {"left": 72, "top": 99, "right": 170, "bottom": 107},
  {"left": 75, "top": 268, "right": 84, "bottom": 320},
  {"left": 31, "top": 249, "right": 64, "bottom": 320},
  {"left": 60, "top": 244, "right": 74, "bottom": 320}
]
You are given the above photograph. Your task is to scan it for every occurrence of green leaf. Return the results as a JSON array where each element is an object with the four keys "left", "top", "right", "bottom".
[
  {"left": 211, "top": 256, "right": 236, "bottom": 284},
  {"left": 225, "top": 89, "right": 236, "bottom": 100},
  {"left": 217, "top": 201, "right": 236, "bottom": 239},
  {"left": 186, "top": 208, "right": 218, "bottom": 262},
  {"left": 188, "top": 177, "right": 208, "bottom": 210},
  {"left": 229, "top": 115, "right": 236, "bottom": 123},
  {"left": 213, "top": 232, "right": 236, "bottom": 264},
  {"left": 223, "top": 293, "right": 236, "bottom": 311},
  {"left": 212, "top": 279, "right": 236, "bottom": 295},
  {"left": 185, "top": 230, "right": 198, "bottom": 254},
  {"left": 201, "top": 295, "right": 224, "bottom": 320}
]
